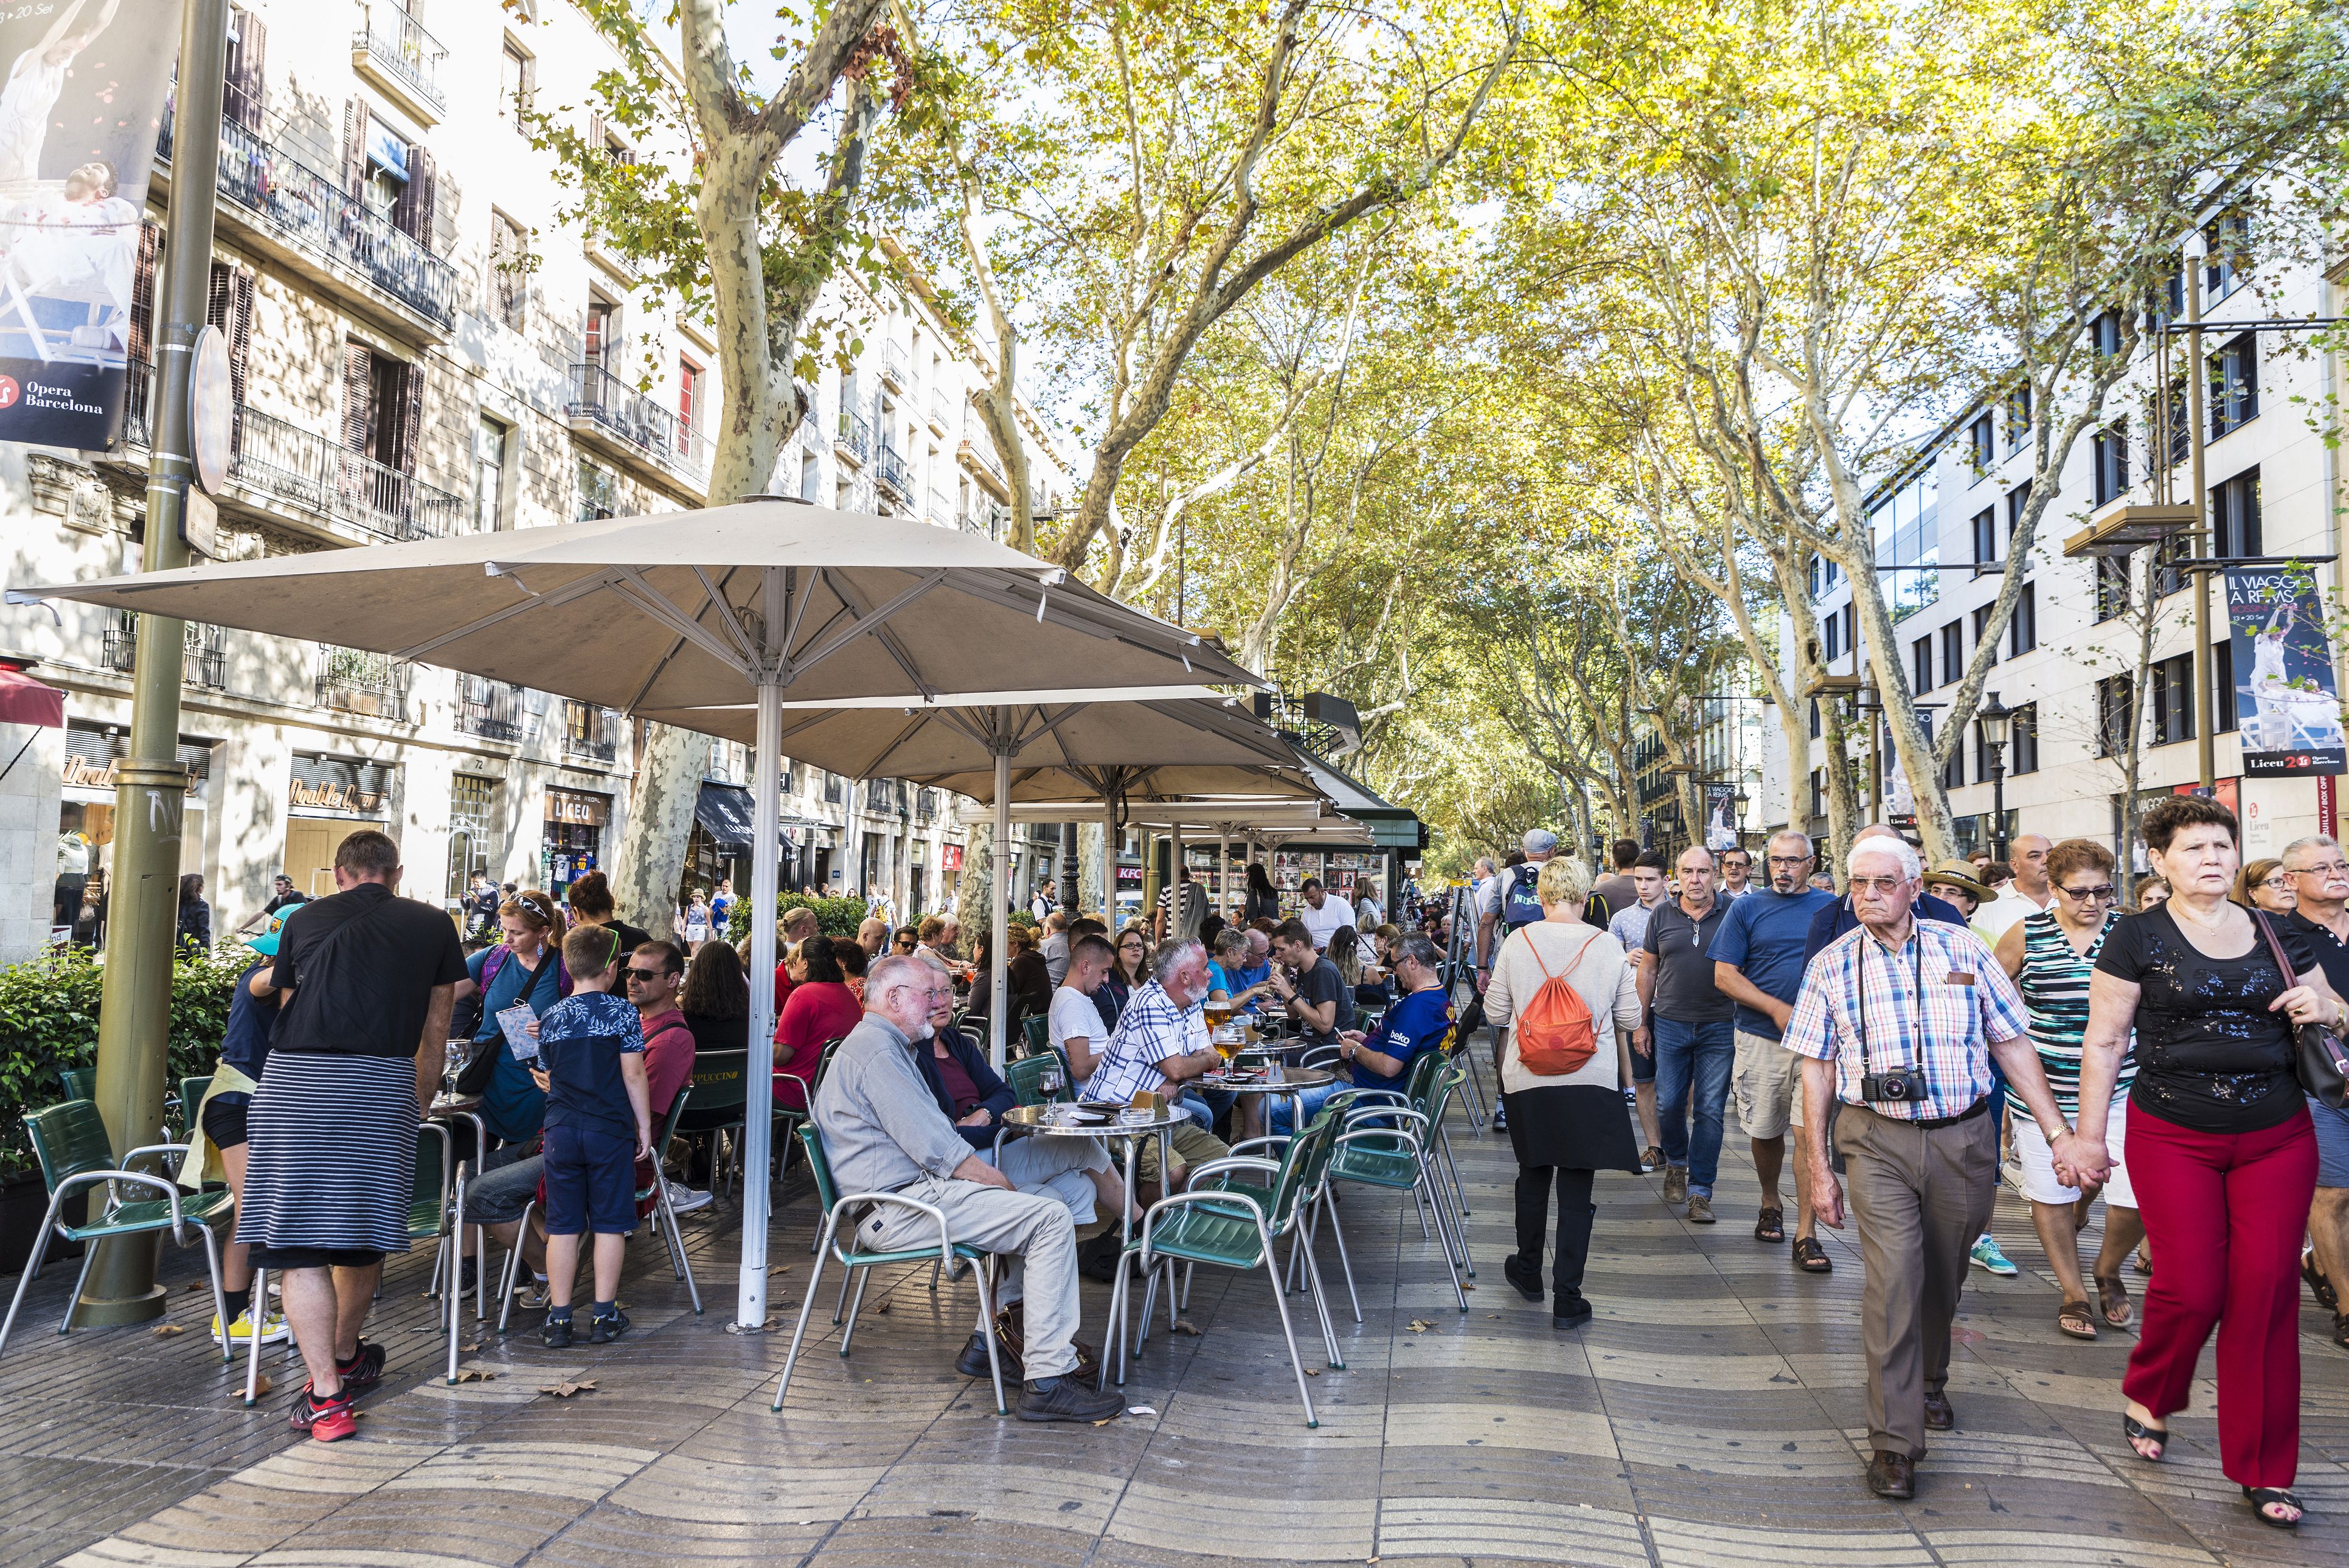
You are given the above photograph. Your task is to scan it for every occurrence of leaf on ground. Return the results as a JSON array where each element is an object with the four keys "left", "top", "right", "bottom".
[
  {"left": 769, "top": 1264, "right": 791, "bottom": 1275},
  {"left": 1092, "top": 1417, "right": 1116, "bottom": 1426},
  {"left": 184, "top": 1278, "right": 205, "bottom": 1292},
  {"left": 1405, "top": 1319, "right": 1434, "bottom": 1333},
  {"left": 1462, "top": 1280, "right": 1475, "bottom": 1290},
  {"left": 538, "top": 1378, "right": 597, "bottom": 1398},
  {"left": 248, "top": 1375, "right": 272, "bottom": 1397},
  {"left": 152, "top": 1323, "right": 184, "bottom": 1337},
  {"left": 460, "top": 1341, "right": 484, "bottom": 1354},
  {"left": 454, "top": 1369, "right": 496, "bottom": 1384},
  {"left": 1171, "top": 1319, "right": 1201, "bottom": 1336},
  {"left": 1305, "top": 1367, "right": 1320, "bottom": 1376},
  {"left": 871, "top": 1297, "right": 892, "bottom": 1315}
]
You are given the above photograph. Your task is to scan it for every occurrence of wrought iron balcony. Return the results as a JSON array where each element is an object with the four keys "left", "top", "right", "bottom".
[
  {"left": 99, "top": 615, "right": 227, "bottom": 688},
  {"left": 158, "top": 112, "right": 457, "bottom": 330},
  {"left": 836, "top": 406, "right": 870, "bottom": 465},
  {"left": 561, "top": 699, "right": 619, "bottom": 763},
  {"left": 881, "top": 341, "right": 907, "bottom": 391},
  {"left": 353, "top": 4, "right": 448, "bottom": 115},
  {"left": 457, "top": 675, "right": 524, "bottom": 743},
  {"left": 316, "top": 645, "right": 412, "bottom": 721},
  {"left": 566, "top": 362, "right": 710, "bottom": 484},
  {"left": 875, "top": 443, "right": 912, "bottom": 498}
]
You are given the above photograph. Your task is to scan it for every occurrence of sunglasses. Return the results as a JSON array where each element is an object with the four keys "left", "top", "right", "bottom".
[
  {"left": 2056, "top": 884, "right": 2117, "bottom": 902},
  {"left": 623, "top": 966, "right": 670, "bottom": 983}
]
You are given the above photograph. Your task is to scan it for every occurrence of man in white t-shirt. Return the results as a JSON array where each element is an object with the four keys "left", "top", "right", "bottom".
[
  {"left": 1973, "top": 834, "right": 2053, "bottom": 942},
  {"left": 1297, "top": 878, "right": 1356, "bottom": 950},
  {"left": 1048, "top": 933, "right": 1117, "bottom": 1092}
]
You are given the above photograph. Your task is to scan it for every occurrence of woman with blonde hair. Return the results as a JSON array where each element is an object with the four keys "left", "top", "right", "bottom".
[
  {"left": 1484, "top": 855, "right": 1642, "bottom": 1328},
  {"left": 454, "top": 890, "right": 568, "bottom": 1148}
]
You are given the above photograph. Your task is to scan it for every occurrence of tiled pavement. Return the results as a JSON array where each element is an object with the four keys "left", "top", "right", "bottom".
[{"left": 4, "top": 1065, "right": 2348, "bottom": 1568}]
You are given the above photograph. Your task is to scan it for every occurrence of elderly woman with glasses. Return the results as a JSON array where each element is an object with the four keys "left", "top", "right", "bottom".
[
  {"left": 2235, "top": 858, "right": 2297, "bottom": 917},
  {"left": 1993, "top": 838, "right": 2145, "bottom": 1341}
]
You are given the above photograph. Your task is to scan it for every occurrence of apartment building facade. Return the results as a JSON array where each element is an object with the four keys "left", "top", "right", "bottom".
[
  {"left": 0, "top": 0, "right": 1063, "bottom": 960},
  {"left": 1766, "top": 236, "right": 2348, "bottom": 870}
]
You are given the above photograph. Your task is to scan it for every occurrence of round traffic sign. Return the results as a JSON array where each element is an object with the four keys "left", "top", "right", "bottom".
[{"left": 190, "top": 324, "right": 231, "bottom": 496}]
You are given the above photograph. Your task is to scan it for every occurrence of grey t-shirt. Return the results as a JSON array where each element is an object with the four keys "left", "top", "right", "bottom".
[
  {"left": 1293, "top": 957, "right": 1347, "bottom": 1044},
  {"left": 1643, "top": 899, "right": 1733, "bottom": 1023},
  {"left": 1593, "top": 873, "right": 1640, "bottom": 920}
]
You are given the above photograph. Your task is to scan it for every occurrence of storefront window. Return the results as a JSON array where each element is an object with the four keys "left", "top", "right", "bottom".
[
  {"left": 542, "top": 788, "right": 610, "bottom": 900},
  {"left": 446, "top": 775, "right": 496, "bottom": 907}
]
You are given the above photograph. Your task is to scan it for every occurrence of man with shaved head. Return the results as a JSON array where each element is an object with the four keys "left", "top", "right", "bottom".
[{"left": 1974, "top": 834, "right": 2055, "bottom": 942}]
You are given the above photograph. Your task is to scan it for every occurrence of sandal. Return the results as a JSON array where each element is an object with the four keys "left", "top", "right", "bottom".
[
  {"left": 2132, "top": 1247, "right": 2152, "bottom": 1276},
  {"left": 2058, "top": 1299, "right": 2099, "bottom": 1340},
  {"left": 2243, "top": 1486, "right": 2303, "bottom": 1528},
  {"left": 2123, "top": 1414, "right": 2167, "bottom": 1462},
  {"left": 2094, "top": 1273, "right": 2132, "bottom": 1328},
  {"left": 1754, "top": 1207, "right": 1786, "bottom": 1244},
  {"left": 1791, "top": 1237, "right": 1833, "bottom": 1273},
  {"left": 2305, "top": 1251, "right": 2339, "bottom": 1313}
]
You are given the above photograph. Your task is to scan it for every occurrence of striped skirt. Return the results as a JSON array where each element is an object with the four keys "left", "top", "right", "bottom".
[{"left": 234, "top": 1051, "right": 419, "bottom": 1255}]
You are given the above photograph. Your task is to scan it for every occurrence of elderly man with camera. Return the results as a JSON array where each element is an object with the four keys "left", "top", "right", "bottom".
[{"left": 1783, "top": 835, "right": 2100, "bottom": 1502}]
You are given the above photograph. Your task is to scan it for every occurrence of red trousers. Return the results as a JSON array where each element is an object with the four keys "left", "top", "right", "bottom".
[{"left": 2122, "top": 1101, "right": 2317, "bottom": 1488}]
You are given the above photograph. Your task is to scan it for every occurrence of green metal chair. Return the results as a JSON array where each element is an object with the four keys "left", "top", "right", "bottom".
[
  {"left": 1019, "top": 1015, "right": 1052, "bottom": 1059},
  {"left": 775, "top": 1036, "right": 848, "bottom": 1187},
  {"left": 771, "top": 1122, "right": 1008, "bottom": 1417},
  {"left": 1, "top": 1101, "right": 232, "bottom": 1363},
  {"left": 674, "top": 1049, "right": 748, "bottom": 1198},
  {"left": 176, "top": 1076, "right": 213, "bottom": 1151},
  {"left": 1123, "top": 1111, "right": 1343, "bottom": 1428},
  {"left": 56, "top": 1067, "right": 93, "bottom": 1103},
  {"left": 1327, "top": 1060, "right": 1471, "bottom": 1311},
  {"left": 491, "top": 1089, "right": 706, "bottom": 1337}
]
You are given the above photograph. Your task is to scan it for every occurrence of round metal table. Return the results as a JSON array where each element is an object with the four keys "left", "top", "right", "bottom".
[
  {"left": 1196, "top": 1065, "right": 1337, "bottom": 1140},
  {"left": 999, "top": 1101, "right": 1186, "bottom": 1386}
]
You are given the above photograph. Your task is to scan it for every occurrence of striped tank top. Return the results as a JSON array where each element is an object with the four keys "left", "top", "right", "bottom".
[{"left": 2009, "top": 907, "right": 2134, "bottom": 1117}]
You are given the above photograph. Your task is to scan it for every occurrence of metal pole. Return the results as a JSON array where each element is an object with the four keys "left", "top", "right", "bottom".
[
  {"left": 988, "top": 710, "right": 1011, "bottom": 1068},
  {"left": 1216, "top": 827, "right": 1229, "bottom": 923},
  {"left": 1100, "top": 797, "right": 1118, "bottom": 918},
  {"left": 737, "top": 567, "right": 785, "bottom": 1327},
  {"left": 1991, "top": 755, "right": 2008, "bottom": 866},
  {"left": 2186, "top": 246, "right": 2216, "bottom": 792},
  {"left": 79, "top": 0, "right": 229, "bottom": 1327}
]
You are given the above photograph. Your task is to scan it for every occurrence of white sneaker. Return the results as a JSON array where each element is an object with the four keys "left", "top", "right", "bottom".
[
  {"left": 664, "top": 1178, "right": 713, "bottom": 1215},
  {"left": 212, "top": 1308, "right": 291, "bottom": 1347}
]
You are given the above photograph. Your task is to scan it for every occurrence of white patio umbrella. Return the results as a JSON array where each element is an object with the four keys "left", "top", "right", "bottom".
[
  {"left": 638, "top": 692, "right": 1323, "bottom": 939},
  {"left": 9, "top": 498, "right": 1261, "bottom": 1328}
]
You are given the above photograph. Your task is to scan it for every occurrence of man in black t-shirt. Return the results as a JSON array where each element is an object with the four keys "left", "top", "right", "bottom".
[
  {"left": 237, "top": 873, "right": 309, "bottom": 936},
  {"left": 1268, "top": 920, "right": 1346, "bottom": 1046},
  {"left": 241, "top": 831, "right": 466, "bottom": 1443}
]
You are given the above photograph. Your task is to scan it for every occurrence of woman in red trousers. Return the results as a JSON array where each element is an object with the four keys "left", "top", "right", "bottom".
[{"left": 2081, "top": 794, "right": 2339, "bottom": 1530}]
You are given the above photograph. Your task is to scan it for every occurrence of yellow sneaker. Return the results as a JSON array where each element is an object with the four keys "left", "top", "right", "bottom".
[{"left": 212, "top": 1308, "right": 291, "bottom": 1347}]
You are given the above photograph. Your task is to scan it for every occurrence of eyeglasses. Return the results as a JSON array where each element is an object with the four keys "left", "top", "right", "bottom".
[
  {"left": 2259, "top": 874, "right": 2292, "bottom": 890},
  {"left": 1765, "top": 855, "right": 1810, "bottom": 868},
  {"left": 2288, "top": 861, "right": 2349, "bottom": 877},
  {"left": 2056, "top": 884, "right": 2117, "bottom": 903},
  {"left": 1848, "top": 876, "right": 1907, "bottom": 895}
]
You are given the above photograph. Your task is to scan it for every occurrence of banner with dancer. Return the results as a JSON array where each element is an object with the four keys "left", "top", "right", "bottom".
[
  {"left": 1703, "top": 782, "right": 1740, "bottom": 851},
  {"left": 2226, "top": 564, "right": 2347, "bottom": 776},
  {"left": 0, "top": 0, "right": 179, "bottom": 449}
]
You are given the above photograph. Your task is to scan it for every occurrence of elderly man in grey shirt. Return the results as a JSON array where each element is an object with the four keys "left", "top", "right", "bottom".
[{"left": 813, "top": 953, "right": 1124, "bottom": 1424}]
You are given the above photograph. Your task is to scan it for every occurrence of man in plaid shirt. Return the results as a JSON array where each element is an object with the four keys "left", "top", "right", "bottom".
[
  {"left": 1089, "top": 939, "right": 1229, "bottom": 1193},
  {"left": 1783, "top": 835, "right": 2094, "bottom": 1504}
]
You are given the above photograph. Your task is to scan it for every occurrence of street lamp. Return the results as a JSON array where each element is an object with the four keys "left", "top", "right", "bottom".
[{"left": 1977, "top": 690, "right": 2012, "bottom": 863}]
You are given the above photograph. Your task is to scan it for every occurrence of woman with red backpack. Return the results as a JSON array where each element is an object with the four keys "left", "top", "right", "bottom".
[{"left": 1485, "top": 855, "right": 1643, "bottom": 1328}]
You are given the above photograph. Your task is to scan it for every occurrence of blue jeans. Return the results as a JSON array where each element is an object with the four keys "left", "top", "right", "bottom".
[
  {"left": 1268, "top": 1081, "right": 1347, "bottom": 1137},
  {"left": 1654, "top": 1017, "right": 1735, "bottom": 1194}
]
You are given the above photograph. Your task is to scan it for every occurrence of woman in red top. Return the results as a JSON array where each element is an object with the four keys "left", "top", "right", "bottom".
[{"left": 774, "top": 936, "right": 861, "bottom": 1112}]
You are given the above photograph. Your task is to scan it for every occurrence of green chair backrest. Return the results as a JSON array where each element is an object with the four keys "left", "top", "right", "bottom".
[
  {"left": 1020, "top": 1015, "right": 1051, "bottom": 1059},
  {"left": 678, "top": 1049, "right": 749, "bottom": 1125},
  {"left": 1260, "top": 1113, "right": 1336, "bottom": 1235},
  {"left": 1294, "top": 1097, "right": 1356, "bottom": 1194},
  {"left": 1004, "top": 1051, "right": 1074, "bottom": 1108},
  {"left": 795, "top": 1122, "right": 841, "bottom": 1218},
  {"left": 1404, "top": 1046, "right": 1446, "bottom": 1107},
  {"left": 57, "top": 1066, "right": 94, "bottom": 1104},
  {"left": 23, "top": 1100, "right": 118, "bottom": 1195},
  {"left": 653, "top": 1084, "right": 693, "bottom": 1165},
  {"left": 179, "top": 1076, "right": 212, "bottom": 1121},
  {"left": 412, "top": 1124, "right": 446, "bottom": 1205}
]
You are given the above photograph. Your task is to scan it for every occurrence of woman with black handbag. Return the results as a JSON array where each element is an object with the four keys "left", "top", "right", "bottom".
[{"left": 2080, "top": 795, "right": 2345, "bottom": 1530}]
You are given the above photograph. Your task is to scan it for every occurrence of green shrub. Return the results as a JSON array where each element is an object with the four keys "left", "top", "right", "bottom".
[
  {"left": 0, "top": 943, "right": 250, "bottom": 1180},
  {"left": 726, "top": 893, "right": 876, "bottom": 946}
]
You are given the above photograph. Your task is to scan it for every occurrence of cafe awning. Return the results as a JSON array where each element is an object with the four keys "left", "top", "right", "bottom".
[
  {"left": 695, "top": 782, "right": 819, "bottom": 853},
  {"left": 1293, "top": 748, "right": 1422, "bottom": 849}
]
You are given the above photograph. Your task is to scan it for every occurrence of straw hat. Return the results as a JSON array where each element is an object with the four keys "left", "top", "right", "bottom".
[{"left": 1923, "top": 860, "right": 1993, "bottom": 903}]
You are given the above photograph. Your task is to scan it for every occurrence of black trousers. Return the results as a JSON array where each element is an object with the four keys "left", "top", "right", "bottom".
[{"left": 1515, "top": 1165, "right": 1597, "bottom": 1301}]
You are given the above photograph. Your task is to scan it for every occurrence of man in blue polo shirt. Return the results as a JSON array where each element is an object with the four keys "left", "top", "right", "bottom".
[{"left": 1710, "top": 829, "right": 1836, "bottom": 1271}]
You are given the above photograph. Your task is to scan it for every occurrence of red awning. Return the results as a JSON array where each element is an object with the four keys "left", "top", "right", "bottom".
[{"left": 0, "top": 667, "right": 64, "bottom": 727}]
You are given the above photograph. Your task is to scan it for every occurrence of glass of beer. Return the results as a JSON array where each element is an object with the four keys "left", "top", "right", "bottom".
[{"left": 1205, "top": 1000, "right": 1233, "bottom": 1033}]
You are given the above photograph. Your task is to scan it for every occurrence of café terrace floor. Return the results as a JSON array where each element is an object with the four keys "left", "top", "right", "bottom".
[{"left": 3, "top": 1070, "right": 2347, "bottom": 1568}]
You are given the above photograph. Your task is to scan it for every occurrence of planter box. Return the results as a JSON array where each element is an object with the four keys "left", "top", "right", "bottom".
[{"left": 0, "top": 1173, "right": 84, "bottom": 1278}]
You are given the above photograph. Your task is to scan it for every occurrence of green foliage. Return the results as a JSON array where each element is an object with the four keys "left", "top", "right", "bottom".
[
  {"left": 726, "top": 894, "right": 876, "bottom": 945},
  {"left": 0, "top": 944, "right": 251, "bottom": 1181}
]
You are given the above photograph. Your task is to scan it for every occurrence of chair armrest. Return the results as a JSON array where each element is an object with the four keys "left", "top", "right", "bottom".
[
  {"left": 1298, "top": 1047, "right": 1344, "bottom": 1069},
  {"left": 1139, "top": 1188, "right": 1270, "bottom": 1265},
  {"left": 1183, "top": 1156, "right": 1280, "bottom": 1189},
  {"left": 1334, "top": 1125, "right": 1424, "bottom": 1154},
  {"left": 1338, "top": 1091, "right": 1410, "bottom": 1110},
  {"left": 825, "top": 1189, "right": 955, "bottom": 1263},
  {"left": 1224, "top": 1136, "right": 1291, "bottom": 1160},
  {"left": 1341, "top": 1103, "right": 1429, "bottom": 1132},
  {"left": 58, "top": 1168, "right": 194, "bottom": 1240}
]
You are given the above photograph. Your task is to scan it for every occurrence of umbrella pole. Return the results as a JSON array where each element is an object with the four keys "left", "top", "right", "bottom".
[
  {"left": 737, "top": 642, "right": 784, "bottom": 1328},
  {"left": 991, "top": 709, "right": 1011, "bottom": 1070},
  {"left": 1102, "top": 797, "right": 1117, "bottom": 918}
]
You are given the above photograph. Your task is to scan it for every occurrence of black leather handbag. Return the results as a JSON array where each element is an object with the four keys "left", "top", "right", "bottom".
[{"left": 2255, "top": 912, "right": 2349, "bottom": 1111}]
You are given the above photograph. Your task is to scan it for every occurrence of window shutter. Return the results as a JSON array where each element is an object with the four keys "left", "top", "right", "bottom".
[
  {"left": 204, "top": 264, "right": 255, "bottom": 409},
  {"left": 128, "top": 220, "right": 163, "bottom": 364},
  {"left": 227, "top": 9, "right": 266, "bottom": 131},
  {"left": 392, "top": 358, "right": 424, "bottom": 476},
  {"left": 344, "top": 97, "right": 370, "bottom": 201},
  {"left": 342, "top": 341, "right": 376, "bottom": 453},
  {"left": 400, "top": 146, "right": 435, "bottom": 247}
]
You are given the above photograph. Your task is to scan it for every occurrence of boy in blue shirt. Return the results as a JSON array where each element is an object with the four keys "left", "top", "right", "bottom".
[{"left": 529, "top": 923, "right": 652, "bottom": 1347}]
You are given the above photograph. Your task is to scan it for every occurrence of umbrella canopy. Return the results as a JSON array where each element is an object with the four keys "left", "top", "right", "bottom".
[
  {"left": 8, "top": 498, "right": 1261, "bottom": 1333},
  {"left": 959, "top": 797, "right": 1375, "bottom": 845}
]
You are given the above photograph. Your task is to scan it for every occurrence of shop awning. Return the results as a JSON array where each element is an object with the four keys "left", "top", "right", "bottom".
[
  {"left": 0, "top": 666, "right": 64, "bottom": 728},
  {"left": 695, "top": 782, "right": 821, "bottom": 852},
  {"left": 1292, "top": 748, "right": 1422, "bottom": 848}
]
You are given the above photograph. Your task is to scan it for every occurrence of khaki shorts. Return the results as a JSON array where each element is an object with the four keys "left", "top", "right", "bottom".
[
  {"left": 1733, "top": 1029, "right": 1805, "bottom": 1139},
  {"left": 1133, "top": 1121, "right": 1229, "bottom": 1188}
]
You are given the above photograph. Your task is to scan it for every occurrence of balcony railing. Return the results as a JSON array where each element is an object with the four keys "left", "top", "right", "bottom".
[
  {"left": 159, "top": 112, "right": 457, "bottom": 329},
  {"left": 881, "top": 341, "right": 908, "bottom": 390},
  {"left": 567, "top": 362, "right": 710, "bottom": 483},
  {"left": 958, "top": 504, "right": 1004, "bottom": 539},
  {"left": 960, "top": 437, "right": 1004, "bottom": 486},
  {"left": 561, "top": 699, "right": 619, "bottom": 762},
  {"left": 836, "top": 407, "right": 870, "bottom": 465},
  {"left": 353, "top": 4, "right": 448, "bottom": 114},
  {"left": 926, "top": 488, "right": 954, "bottom": 527},
  {"left": 929, "top": 387, "right": 954, "bottom": 430},
  {"left": 98, "top": 614, "right": 227, "bottom": 688},
  {"left": 917, "top": 788, "right": 939, "bottom": 824},
  {"left": 875, "top": 443, "right": 911, "bottom": 497},
  {"left": 457, "top": 675, "right": 524, "bottom": 743},
  {"left": 316, "top": 645, "right": 411, "bottom": 721}
]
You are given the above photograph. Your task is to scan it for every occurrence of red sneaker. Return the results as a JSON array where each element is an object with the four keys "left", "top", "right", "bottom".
[{"left": 289, "top": 1386, "right": 358, "bottom": 1442}]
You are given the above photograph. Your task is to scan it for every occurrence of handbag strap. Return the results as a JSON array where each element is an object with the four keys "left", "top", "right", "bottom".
[{"left": 2252, "top": 908, "right": 2299, "bottom": 991}]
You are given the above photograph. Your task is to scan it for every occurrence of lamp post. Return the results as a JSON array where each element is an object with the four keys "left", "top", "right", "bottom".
[
  {"left": 1977, "top": 690, "right": 2013, "bottom": 863},
  {"left": 1732, "top": 788, "right": 1752, "bottom": 851}
]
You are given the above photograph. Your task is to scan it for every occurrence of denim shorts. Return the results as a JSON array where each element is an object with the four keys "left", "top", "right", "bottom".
[
  {"left": 2313, "top": 1095, "right": 2349, "bottom": 1190},
  {"left": 542, "top": 1123, "right": 638, "bottom": 1236}
]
